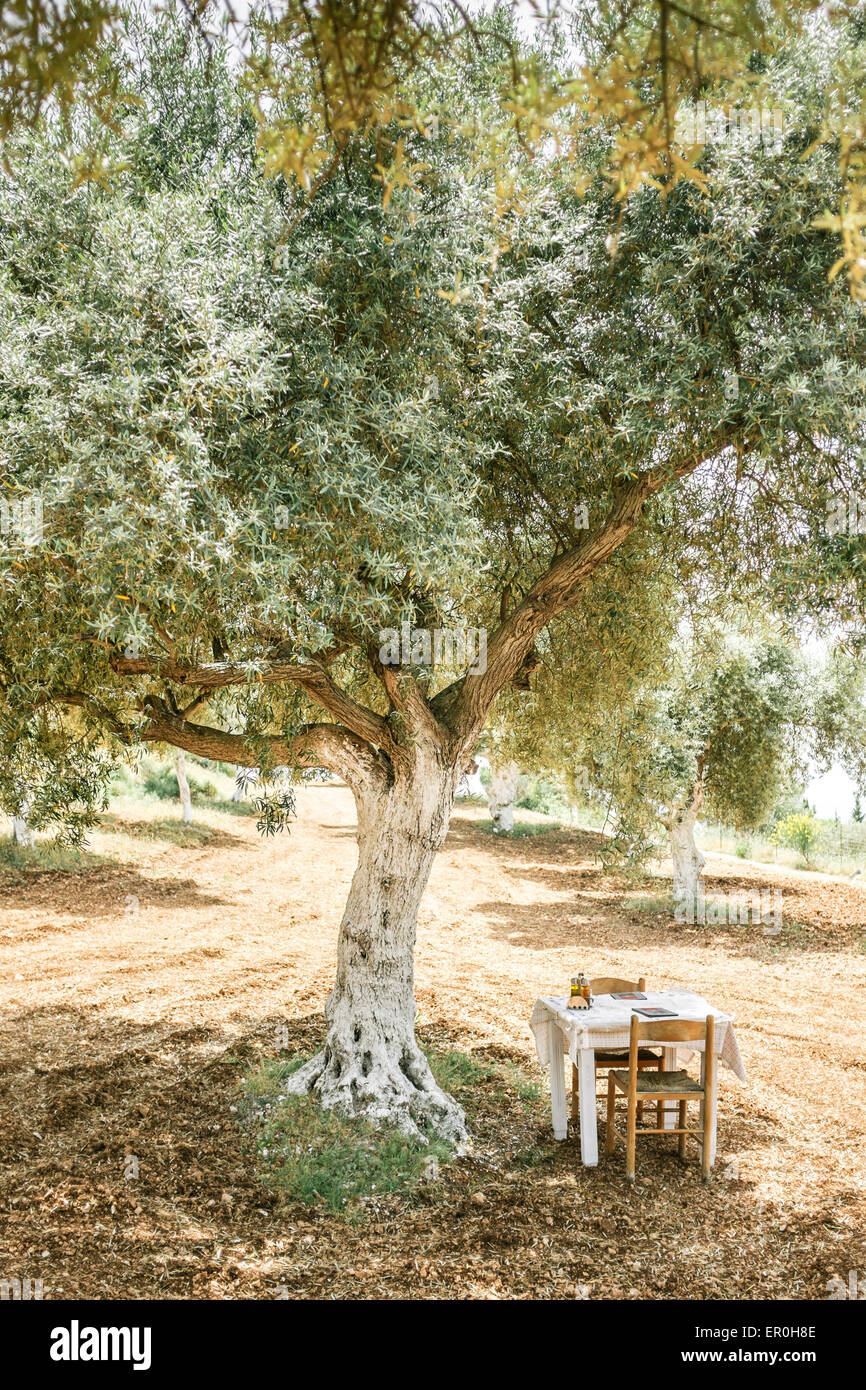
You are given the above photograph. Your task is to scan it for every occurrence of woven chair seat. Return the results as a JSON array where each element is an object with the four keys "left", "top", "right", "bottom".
[
  {"left": 595, "top": 1048, "right": 661, "bottom": 1063},
  {"left": 610, "top": 1068, "right": 704, "bottom": 1095}
]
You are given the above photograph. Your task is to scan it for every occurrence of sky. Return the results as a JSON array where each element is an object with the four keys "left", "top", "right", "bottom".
[{"left": 806, "top": 763, "right": 858, "bottom": 820}]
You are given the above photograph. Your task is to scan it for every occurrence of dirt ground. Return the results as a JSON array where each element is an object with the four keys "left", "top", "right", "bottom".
[{"left": 1, "top": 785, "right": 864, "bottom": 1300}]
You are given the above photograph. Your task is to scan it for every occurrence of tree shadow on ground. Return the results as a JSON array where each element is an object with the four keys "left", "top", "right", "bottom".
[
  {"left": 445, "top": 816, "right": 607, "bottom": 858},
  {"left": 98, "top": 813, "right": 250, "bottom": 851},
  {"left": 0, "top": 858, "right": 231, "bottom": 926},
  {"left": 473, "top": 852, "right": 863, "bottom": 959},
  {"left": 0, "top": 1004, "right": 853, "bottom": 1300}
]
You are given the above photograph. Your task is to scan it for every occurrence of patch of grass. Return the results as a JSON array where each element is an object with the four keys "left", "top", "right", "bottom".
[
  {"left": 240, "top": 1056, "right": 451, "bottom": 1215},
  {"left": 513, "top": 1145, "right": 558, "bottom": 1170},
  {"left": 498, "top": 1061, "right": 542, "bottom": 1105},
  {"left": 427, "top": 1048, "right": 492, "bottom": 1093},
  {"left": 0, "top": 836, "right": 106, "bottom": 875},
  {"left": 240, "top": 1047, "right": 544, "bottom": 1215},
  {"left": 198, "top": 796, "right": 258, "bottom": 817},
  {"left": 98, "top": 814, "right": 217, "bottom": 847},
  {"left": 624, "top": 892, "right": 676, "bottom": 915},
  {"left": 767, "top": 920, "right": 812, "bottom": 953},
  {"left": 477, "top": 819, "right": 563, "bottom": 839}
]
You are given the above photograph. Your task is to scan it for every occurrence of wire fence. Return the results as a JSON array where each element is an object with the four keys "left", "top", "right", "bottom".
[{"left": 698, "top": 820, "right": 866, "bottom": 880}]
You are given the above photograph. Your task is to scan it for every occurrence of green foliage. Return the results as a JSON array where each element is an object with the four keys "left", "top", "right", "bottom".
[
  {"left": 0, "top": 834, "right": 103, "bottom": 873},
  {"left": 107, "top": 764, "right": 136, "bottom": 795},
  {"left": 3, "top": 4, "right": 866, "bottom": 295},
  {"left": 516, "top": 629, "right": 813, "bottom": 873},
  {"left": 516, "top": 775, "right": 570, "bottom": 819},
  {"left": 813, "top": 650, "right": 866, "bottom": 790},
  {"left": 477, "top": 819, "right": 564, "bottom": 839},
  {"left": 142, "top": 764, "right": 216, "bottom": 801},
  {"left": 2, "top": 10, "right": 866, "bottom": 835},
  {"left": 253, "top": 784, "right": 297, "bottom": 837}
]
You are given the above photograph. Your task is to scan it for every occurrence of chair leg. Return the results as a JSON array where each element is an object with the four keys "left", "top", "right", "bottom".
[
  {"left": 656, "top": 1056, "right": 666, "bottom": 1131},
  {"left": 571, "top": 1063, "right": 579, "bottom": 1121},
  {"left": 605, "top": 1076, "right": 616, "bottom": 1155},
  {"left": 702, "top": 1088, "right": 713, "bottom": 1183},
  {"left": 677, "top": 1100, "right": 687, "bottom": 1159},
  {"left": 626, "top": 1092, "right": 637, "bottom": 1182}
]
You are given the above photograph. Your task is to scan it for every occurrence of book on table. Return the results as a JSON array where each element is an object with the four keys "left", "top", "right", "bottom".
[
  {"left": 610, "top": 991, "right": 646, "bottom": 1000},
  {"left": 632, "top": 1006, "right": 678, "bottom": 1018}
]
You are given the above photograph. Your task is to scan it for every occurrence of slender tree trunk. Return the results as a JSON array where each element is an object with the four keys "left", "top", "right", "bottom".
[
  {"left": 174, "top": 752, "right": 193, "bottom": 824},
  {"left": 286, "top": 741, "right": 467, "bottom": 1146},
  {"left": 487, "top": 760, "right": 521, "bottom": 832},
  {"left": 669, "top": 782, "right": 705, "bottom": 908},
  {"left": 12, "top": 797, "right": 34, "bottom": 848}
]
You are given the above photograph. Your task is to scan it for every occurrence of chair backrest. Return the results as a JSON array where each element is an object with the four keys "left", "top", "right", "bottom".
[
  {"left": 628, "top": 1013, "right": 715, "bottom": 1090},
  {"left": 591, "top": 976, "right": 647, "bottom": 995}
]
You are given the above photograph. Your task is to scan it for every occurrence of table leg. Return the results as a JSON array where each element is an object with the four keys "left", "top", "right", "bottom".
[
  {"left": 548, "top": 1020, "right": 568, "bottom": 1140},
  {"left": 661, "top": 1046, "right": 678, "bottom": 1130},
  {"left": 699, "top": 1048, "right": 718, "bottom": 1167},
  {"left": 577, "top": 1048, "right": 598, "bottom": 1166}
]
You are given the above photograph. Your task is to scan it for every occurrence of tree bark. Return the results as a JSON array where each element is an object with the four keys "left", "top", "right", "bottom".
[
  {"left": 285, "top": 737, "right": 468, "bottom": 1146},
  {"left": 486, "top": 760, "right": 522, "bottom": 832},
  {"left": 669, "top": 782, "right": 705, "bottom": 908},
  {"left": 12, "top": 797, "right": 34, "bottom": 848},
  {"left": 174, "top": 752, "right": 193, "bottom": 824}
]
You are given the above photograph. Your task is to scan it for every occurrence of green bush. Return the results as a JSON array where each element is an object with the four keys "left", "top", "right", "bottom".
[
  {"left": 477, "top": 819, "right": 563, "bottom": 838},
  {"left": 517, "top": 775, "right": 570, "bottom": 818},
  {"left": 108, "top": 765, "right": 136, "bottom": 795},
  {"left": 771, "top": 812, "right": 819, "bottom": 863},
  {"left": 142, "top": 765, "right": 216, "bottom": 801}
]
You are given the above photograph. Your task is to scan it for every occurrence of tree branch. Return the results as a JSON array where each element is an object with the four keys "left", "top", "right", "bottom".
[
  {"left": 433, "top": 464, "right": 696, "bottom": 742},
  {"left": 140, "top": 701, "right": 391, "bottom": 800},
  {"left": 110, "top": 654, "right": 393, "bottom": 750}
]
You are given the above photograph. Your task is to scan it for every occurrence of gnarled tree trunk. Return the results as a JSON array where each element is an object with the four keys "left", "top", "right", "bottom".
[
  {"left": 668, "top": 782, "right": 705, "bottom": 907},
  {"left": 286, "top": 737, "right": 467, "bottom": 1146}
]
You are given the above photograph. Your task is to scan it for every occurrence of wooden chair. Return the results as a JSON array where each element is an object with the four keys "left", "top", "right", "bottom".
[
  {"left": 605, "top": 1014, "right": 716, "bottom": 1182},
  {"left": 570, "top": 977, "right": 663, "bottom": 1123}
]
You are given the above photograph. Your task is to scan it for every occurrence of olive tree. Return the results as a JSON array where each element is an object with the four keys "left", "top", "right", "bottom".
[{"left": 2, "top": 16, "right": 865, "bottom": 1141}]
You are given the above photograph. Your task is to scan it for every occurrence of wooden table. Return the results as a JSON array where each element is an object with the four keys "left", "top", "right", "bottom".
[{"left": 530, "top": 989, "right": 746, "bottom": 1168}]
